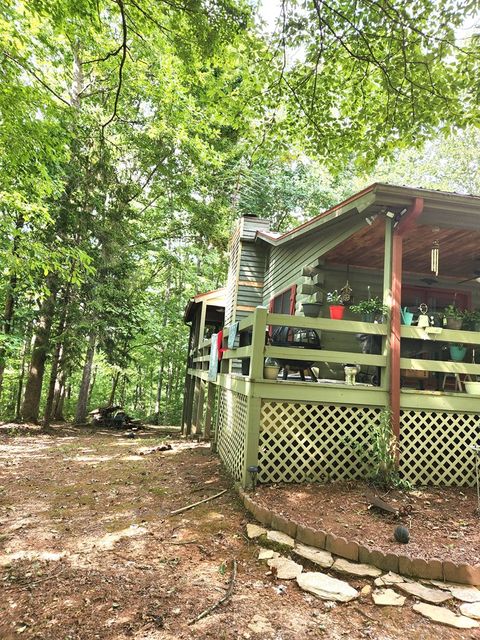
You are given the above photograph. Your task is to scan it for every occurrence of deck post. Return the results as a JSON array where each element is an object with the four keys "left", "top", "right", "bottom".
[
  {"left": 382, "top": 217, "right": 393, "bottom": 391},
  {"left": 242, "top": 306, "right": 268, "bottom": 488},
  {"left": 390, "top": 198, "right": 424, "bottom": 459},
  {"left": 203, "top": 382, "right": 216, "bottom": 441},
  {"left": 194, "top": 375, "right": 208, "bottom": 438}
]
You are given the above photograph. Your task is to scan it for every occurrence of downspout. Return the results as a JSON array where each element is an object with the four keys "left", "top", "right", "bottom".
[{"left": 390, "top": 197, "right": 424, "bottom": 460}]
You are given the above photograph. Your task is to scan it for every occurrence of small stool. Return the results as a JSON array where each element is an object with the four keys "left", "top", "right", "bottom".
[{"left": 442, "top": 372, "right": 463, "bottom": 392}]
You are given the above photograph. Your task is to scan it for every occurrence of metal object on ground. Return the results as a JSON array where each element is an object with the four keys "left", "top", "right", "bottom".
[{"left": 247, "top": 465, "right": 259, "bottom": 490}]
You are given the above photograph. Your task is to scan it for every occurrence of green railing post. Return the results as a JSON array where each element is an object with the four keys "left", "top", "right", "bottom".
[
  {"left": 242, "top": 306, "right": 268, "bottom": 488},
  {"left": 248, "top": 306, "right": 268, "bottom": 380}
]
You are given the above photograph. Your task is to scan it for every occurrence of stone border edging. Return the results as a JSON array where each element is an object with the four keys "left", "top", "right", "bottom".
[{"left": 237, "top": 486, "right": 480, "bottom": 586}]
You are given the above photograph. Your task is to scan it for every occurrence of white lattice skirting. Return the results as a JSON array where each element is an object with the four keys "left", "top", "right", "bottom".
[
  {"left": 399, "top": 410, "right": 480, "bottom": 486},
  {"left": 216, "top": 388, "right": 248, "bottom": 482},
  {"left": 258, "top": 402, "right": 382, "bottom": 484}
]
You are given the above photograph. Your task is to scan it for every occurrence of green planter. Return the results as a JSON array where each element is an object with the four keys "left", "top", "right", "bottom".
[{"left": 449, "top": 345, "right": 466, "bottom": 362}]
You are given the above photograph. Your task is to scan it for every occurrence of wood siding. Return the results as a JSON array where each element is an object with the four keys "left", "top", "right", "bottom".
[
  {"left": 262, "top": 212, "right": 366, "bottom": 302},
  {"left": 227, "top": 217, "right": 269, "bottom": 322}
]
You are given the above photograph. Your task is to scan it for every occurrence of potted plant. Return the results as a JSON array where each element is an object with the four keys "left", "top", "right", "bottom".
[
  {"left": 443, "top": 304, "right": 463, "bottom": 329},
  {"left": 302, "top": 302, "right": 322, "bottom": 318},
  {"left": 301, "top": 295, "right": 322, "bottom": 318},
  {"left": 263, "top": 357, "right": 281, "bottom": 379},
  {"left": 462, "top": 309, "right": 480, "bottom": 332},
  {"left": 449, "top": 343, "right": 467, "bottom": 362},
  {"left": 326, "top": 290, "right": 345, "bottom": 319},
  {"left": 350, "top": 296, "right": 388, "bottom": 322}
]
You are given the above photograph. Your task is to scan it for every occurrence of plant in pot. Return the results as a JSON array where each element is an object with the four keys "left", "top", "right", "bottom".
[
  {"left": 449, "top": 343, "right": 467, "bottom": 362},
  {"left": 326, "top": 290, "right": 345, "bottom": 319},
  {"left": 263, "top": 357, "right": 281, "bottom": 379},
  {"left": 350, "top": 296, "right": 388, "bottom": 323},
  {"left": 443, "top": 304, "right": 463, "bottom": 329},
  {"left": 301, "top": 294, "right": 322, "bottom": 318},
  {"left": 462, "top": 309, "right": 480, "bottom": 332}
]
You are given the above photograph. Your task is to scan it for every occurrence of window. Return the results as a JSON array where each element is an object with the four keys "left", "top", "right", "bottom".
[{"left": 269, "top": 285, "right": 296, "bottom": 315}]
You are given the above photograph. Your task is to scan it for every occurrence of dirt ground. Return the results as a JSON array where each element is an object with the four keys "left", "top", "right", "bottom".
[
  {"left": 254, "top": 482, "right": 480, "bottom": 565},
  {"left": 0, "top": 423, "right": 479, "bottom": 640}
]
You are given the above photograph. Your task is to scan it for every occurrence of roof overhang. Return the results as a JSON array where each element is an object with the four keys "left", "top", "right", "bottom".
[
  {"left": 183, "top": 287, "right": 226, "bottom": 324},
  {"left": 255, "top": 183, "right": 480, "bottom": 248}
]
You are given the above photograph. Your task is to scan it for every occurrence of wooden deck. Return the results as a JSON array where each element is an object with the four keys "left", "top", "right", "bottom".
[{"left": 186, "top": 308, "right": 480, "bottom": 488}]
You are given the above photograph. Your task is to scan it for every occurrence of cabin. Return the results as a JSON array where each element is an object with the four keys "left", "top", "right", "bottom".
[{"left": 182, "top": 184, "right": 480, "bottom": 488}]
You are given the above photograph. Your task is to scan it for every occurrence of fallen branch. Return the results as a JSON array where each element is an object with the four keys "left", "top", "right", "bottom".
[
  {"left": 4, "top": 567, "right": 67, "bottom": 591},
  {"left": 139, "top": 444, "right": 172, "bottom": 455},
  {"left": 188, "top": 559, "right": 237, "bottom": 625},
  {"left": 160, "top": 540, "right": 199, "bottom": 545},
  {"left": 169, "top": 489, "right": 227, "bottom": 516}
]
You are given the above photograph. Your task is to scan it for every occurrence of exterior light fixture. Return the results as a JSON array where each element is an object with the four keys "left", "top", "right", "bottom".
[{"left": 247, "top": 465, "right": 259, "bottom": 491}]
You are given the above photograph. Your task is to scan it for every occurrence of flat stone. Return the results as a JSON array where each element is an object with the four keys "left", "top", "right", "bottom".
[
  {"left": 372, "top": 588, "right": 406, "bottom": 607},
  {"left": 397, "top": 582, "right": 452, "bottom": 604},
  {"left": 293, "top": 543, "right": 334, "bottom": 568},
  {"left": 459, "top": 602, "right": 480, "bottom": 619},
  {"left": 332, "top": 557, "right": 382, "bottom": 578},
  {"left": 258, "top": 548, "right": 278, "bottom": 560},
  {"left": 413, "top": 603, "right": 479, "bottom": 629},
  {"left": 267, "top": 530, "right": 295, "bottom": 548},
  {"left": 297, "top": 571, "right": 358, "bottom": 602},
  {"left": 450, "top": 585, "right": 480, "bottom": 603},
  {"left": 374, "top": 571, "right": 408, "bottom": 587},
  {"left": 246, "top": 523, "right": 267, "bottom": 539},
  {"left": 430, "top": 581, "right": 480, "bottom": 602},
  {"left": 267, "top": 556, "right": 303, "bottom": 580}
]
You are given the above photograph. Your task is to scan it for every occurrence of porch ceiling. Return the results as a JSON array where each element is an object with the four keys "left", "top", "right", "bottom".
[{"left": 325, "top": 219, "right": 480, "bottom": 280}]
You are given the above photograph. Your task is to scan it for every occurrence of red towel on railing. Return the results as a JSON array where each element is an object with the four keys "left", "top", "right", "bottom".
[{"left": 217, "top": 330, "right": 226, "bottom": 360}]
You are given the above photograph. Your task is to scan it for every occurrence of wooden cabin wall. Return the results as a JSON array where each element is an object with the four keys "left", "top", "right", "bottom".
[
  {"left": 236, "top": 242, "right": 267, "bottom": 320},
  {"left": 262, "top": 213, "right": 367, "bottom": 303},
  {"left": 225, "top": 216, "right": 270, "bottom": 324},
  {"left": 313, "top": 265, "right": 384, "bottom": 379}
]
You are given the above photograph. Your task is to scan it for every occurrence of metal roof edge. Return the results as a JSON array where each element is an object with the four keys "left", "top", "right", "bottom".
[{"left": 255, "top": 183, "right": 379, "bottom": 246}]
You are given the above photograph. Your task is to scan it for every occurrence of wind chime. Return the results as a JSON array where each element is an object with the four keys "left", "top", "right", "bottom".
[
  {"left": 340, "top": 264, "right": 353, "bottom": 304},
  {"left": 431, "top": 229, "right": 440, "bottom": 276}
]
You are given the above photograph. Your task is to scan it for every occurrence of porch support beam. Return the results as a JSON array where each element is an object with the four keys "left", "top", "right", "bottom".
[
  {"left": 381, "top": 217, "right": 393, "bottom": 390},
  {"left": 390, "top": 197, "right": 424, "bottom": 455}
]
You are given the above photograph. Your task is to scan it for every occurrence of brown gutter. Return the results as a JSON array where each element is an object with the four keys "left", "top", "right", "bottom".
[{"left": 390, "top": 197, "right": 424, "bottom": 459}]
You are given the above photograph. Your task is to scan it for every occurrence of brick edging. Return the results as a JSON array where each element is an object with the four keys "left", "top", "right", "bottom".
[{"left": 237, "top": 486, "right": 480, "bottom": 586}]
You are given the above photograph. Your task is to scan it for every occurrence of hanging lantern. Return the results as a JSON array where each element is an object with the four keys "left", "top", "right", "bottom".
[{"left": 431, "top": 239, "right": 439, "bottom": 276}]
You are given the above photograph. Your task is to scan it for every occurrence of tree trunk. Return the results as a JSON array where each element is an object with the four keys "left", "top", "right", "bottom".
[
  {"left": 53, "top": 368, "right": 66, "bottom": 421},
  {"left": 15, "top": 329, "right": 32, "bottom": 421},
  {"left": 21, "top": 287, "right": 57, "bottom": 423},
  {"left": 74, "top": 330, "right": 96, "bottom": 424},
  {"left": 0, "top": 214, "right": 23, "bottom": 401},
  {"left": 88, "top": 365, "right": 97, "bottom": 405},
  {"left": 54, "top": 383, "right": 66, "bottom": 420},
  {"left": 109, "top": 370, "right": 121, "bottom": 406},
  {"left": 0, "top": 273, "right": 17, "bottom": 401},
  {"left": 44, "top": 281, "right": 72, "bottom": 426},
  {"left": 154, "top": 356, "right": 164, "bottom": 425}
]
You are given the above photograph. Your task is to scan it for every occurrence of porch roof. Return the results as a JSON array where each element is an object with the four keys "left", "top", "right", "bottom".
[{"left": 256, "top": 183, "right": 480, "bottom": 281}]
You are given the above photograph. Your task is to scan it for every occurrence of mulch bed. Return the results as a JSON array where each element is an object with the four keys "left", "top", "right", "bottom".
[{"left": 253, "top": 481, "right": 480, "bottom": 565}]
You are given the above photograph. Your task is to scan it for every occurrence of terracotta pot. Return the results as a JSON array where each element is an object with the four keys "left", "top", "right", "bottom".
[
  {"left": 446, "top": 317, "right": 462, "bottom": 330},
  {"left": 263, "top": 365, "right": 280, "bottom": 380},
  {"left": 329, "top": 305, "right": 345, "bottom": 320}
]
